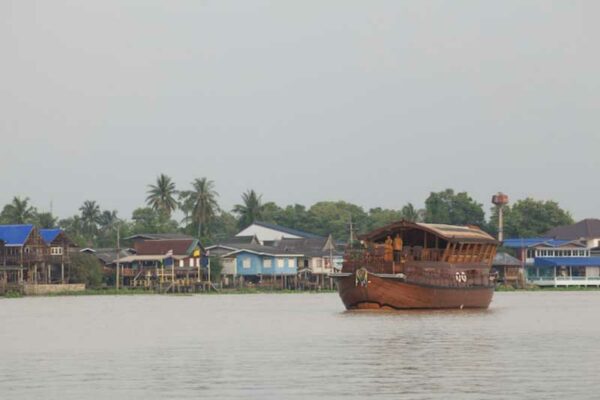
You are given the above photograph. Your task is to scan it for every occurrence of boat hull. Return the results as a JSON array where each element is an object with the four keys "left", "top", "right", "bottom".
[{"left": 337, "top": 273, "right": 494, "bottom": 310}]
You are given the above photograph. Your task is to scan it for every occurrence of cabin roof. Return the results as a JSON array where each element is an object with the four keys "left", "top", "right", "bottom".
[
  {"left": 360, "top": 220, "right": 498, "bottom": 244},
  {"left": 0, "top": 224, "right": 34, "bottom": 246}
]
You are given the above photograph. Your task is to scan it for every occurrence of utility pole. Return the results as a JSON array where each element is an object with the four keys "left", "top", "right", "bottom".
[{"left": 115, "top": 224, "right": 120, "bottom": 290}]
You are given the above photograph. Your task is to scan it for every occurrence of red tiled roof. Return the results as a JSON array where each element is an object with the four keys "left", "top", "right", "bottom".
[{"left": 134, "top": 239, "right": 196, "bottom": 256}]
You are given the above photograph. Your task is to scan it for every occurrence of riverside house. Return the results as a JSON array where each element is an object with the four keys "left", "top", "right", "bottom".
[
  {"left": 114, "top": 237, "right": 205, "bottom": 289},
  {"left": 504, "top": 219, "right": 600, "bottom": 287},
  {"left": 0, "top": 224, "right": 47, "bottom": 285},
  {"left": 0, "top": 225, "right": 76, "bottom": 290},
  {"left": 221, "top": 243, "right": 301, "bottom": 288}
]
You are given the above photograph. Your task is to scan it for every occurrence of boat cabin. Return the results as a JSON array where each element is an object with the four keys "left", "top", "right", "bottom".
[{"left": 344, "top": 221, "right": 499, "bottom": 277}]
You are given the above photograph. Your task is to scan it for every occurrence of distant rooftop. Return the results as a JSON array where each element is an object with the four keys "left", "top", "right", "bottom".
[
  {"left": 124, "top": 233, "right": 195, "bottom": 241},
  {"left": 248, "top": 221, "right": 323, "bottom": 239},
  {"left": 545, "top": 219, "right": 600, "bottom": 240}
]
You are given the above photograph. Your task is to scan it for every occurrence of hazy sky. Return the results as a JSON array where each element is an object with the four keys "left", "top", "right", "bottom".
[{"left": 1, "top": 1, "right": 598, "bottom": 221}]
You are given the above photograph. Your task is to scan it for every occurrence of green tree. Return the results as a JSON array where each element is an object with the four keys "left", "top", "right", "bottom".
[
  {"left": 68, "top": 252, "right": 104, "bottom": 288},
  {"left": 276, "top": 204, "right": 310, "bottom": 231},
  {"left": 130, "top": 207, "right": 178, "bottom": 234},
  {"left": 489, "top": 198, "right": 574, "bottom": 238},
  {"left": 0, "top": 196, "right": 36, "bottom": 224},
  {"left": 233, "top": 190, "right": 264, "bottom": 229},
  {"left": 59, "top": 216, "right": 87, "bottom": 247},
  {"left": 33, "top": 211, "right": 58, "bottom": 228},
  {"left": 306, "top": 201, "right": 368, "bottom": 240},
  {"left": 146, "top": 174, "right": 178, "bottom": 217},
  {"left": 208, "top": 211, "right": 239, "bottom": 243},
  {"left": 367, "top": 207, "right": 403, "bottom": 231},
  {"left": 424, "top": 189, "right": 485, "bottom": 226},
  {"left": 260, "top": 202, "right": 284, "bottom": 224},
  {"left": 179, "top": 178, "right": 220, "bottom": 238}
]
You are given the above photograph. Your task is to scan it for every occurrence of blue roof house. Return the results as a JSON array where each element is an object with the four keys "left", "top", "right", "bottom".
[
  {"left": 0, "top": 224, "right": 47, "bottom": 284},
  {"left": 503, "top": 236, "right": 600, "bottom": 287}
]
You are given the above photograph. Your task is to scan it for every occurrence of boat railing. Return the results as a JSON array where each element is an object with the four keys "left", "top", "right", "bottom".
[
  {"left": 343, "top": 246, "right": 443, "bottom": 271},
  {"left": 403, "top": 265, "right": 494, "bottom": 288}
]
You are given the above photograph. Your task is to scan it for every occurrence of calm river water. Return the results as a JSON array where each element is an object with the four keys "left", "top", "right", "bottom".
[{"left": 1, "top": 292, "right": 600, "bottom": 400}]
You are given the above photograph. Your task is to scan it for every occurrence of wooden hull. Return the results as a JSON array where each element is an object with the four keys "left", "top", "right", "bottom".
[{"left": 337, "top": 273, "right": 494, "bottom": 310}]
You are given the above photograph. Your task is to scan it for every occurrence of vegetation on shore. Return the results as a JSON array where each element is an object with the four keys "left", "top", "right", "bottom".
[{"left": 0, "top": 178, "right": 574, "bottom": 249}]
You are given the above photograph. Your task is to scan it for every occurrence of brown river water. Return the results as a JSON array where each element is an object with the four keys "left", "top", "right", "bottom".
[{"left": 1, "top": 292, "right": 599, "bottom": 400}]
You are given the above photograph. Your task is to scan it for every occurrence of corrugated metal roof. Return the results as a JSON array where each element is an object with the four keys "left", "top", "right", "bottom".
[
  {"left": 40, "top": 228, "right": 62, "bottom": 244},
  {"left": 0, "top": 224, "right": 34, "bottom": 246},
  {"left": 534, "top": 257, "right": 600, "bottom": 267}
]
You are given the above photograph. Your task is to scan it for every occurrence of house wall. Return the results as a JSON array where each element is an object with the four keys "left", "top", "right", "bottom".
[
  {"left": 234, "top": 252, "right": 297, "bottom": 276},
  {"left": 236, "top": 225, "right": 303, "bottom": 243}
]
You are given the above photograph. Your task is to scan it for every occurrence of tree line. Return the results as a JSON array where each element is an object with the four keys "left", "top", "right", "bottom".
[{"left": 0, "top": 175, "right": 575, "bottom": 248}]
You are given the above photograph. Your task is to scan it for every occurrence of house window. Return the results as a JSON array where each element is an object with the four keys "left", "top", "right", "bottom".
[
  {"left": 50, "top": 247, "right": 63, "bottom": 255},
  {"left": 277, "top": 258, "right": 284, "bottom": 268},
  {"left": 288, "top": 258, "right": 295, "bottom": 268},
  {"left": 243, "top": 258, "right": 251, "bottom": 269},
  {"left": 264, "top": 258, "right": 272, "bottom": 268},
  {"left": 189, "top": 258, "right": 194, "bottom": 267},
  {"left": 179, "top": 260, "right": 184, "bottom": 267}
]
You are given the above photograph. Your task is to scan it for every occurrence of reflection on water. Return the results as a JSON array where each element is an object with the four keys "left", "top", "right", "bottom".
[{"left": 1, "top": 292, "right": 600, "bottom": 399}]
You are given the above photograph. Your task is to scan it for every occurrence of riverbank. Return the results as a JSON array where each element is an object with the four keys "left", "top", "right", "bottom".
[{"left": 1, "top": 287, "right": 339, "bottom": 298}]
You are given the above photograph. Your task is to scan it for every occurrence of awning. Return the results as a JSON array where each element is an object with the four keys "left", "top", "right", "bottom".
[{"left": 533, "top": 257, "right": 600, "bottom": 267}]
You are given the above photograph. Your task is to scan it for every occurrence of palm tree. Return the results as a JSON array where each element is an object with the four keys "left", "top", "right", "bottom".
[
  {"left": 180, "top": 178, "right": 220, "bottom": 238},
  {"left": 0, "top": 196, "right": 36, "bottom": 224},
  {"left": 401, "top": 203, "right": 425, "bottom": 222},
  {"left": 98, "top": 210, "right": 118, "bottom": 230},
  {"left": 79, "top": 200, "right": 101, "bottom": 239},
  {"left": 233, "top": 189, "right": 264, "bottom": 229},
  {"left": 146, "top": 174, "right": 178, "bottom": 217},
  {"left": 34, "top": 212, "right": 58, "bottom": 228}
]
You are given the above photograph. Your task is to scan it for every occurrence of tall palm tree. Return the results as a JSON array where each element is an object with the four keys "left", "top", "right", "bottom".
[
  {"left": 233, "top": 189, "right": 264, "bottom": 229},
  {"left": 79, "top": 200, "right": 101, "bottom": 239},
  {"left": 180, "top": 178, "right": 220, "bottom": 238},
  {"left": 146, "top": 174, "right": 178, "bottom": 217},
  {"left": 0, "top": 196, "right": 36, "bottom": 224}
]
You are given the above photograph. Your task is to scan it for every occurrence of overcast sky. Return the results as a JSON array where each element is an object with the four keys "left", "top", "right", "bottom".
[{"left": 1, "top": 1, "right": 598, "bottom": 221}]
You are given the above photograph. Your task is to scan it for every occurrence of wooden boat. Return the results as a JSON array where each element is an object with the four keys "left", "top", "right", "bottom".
[{"left": 332, "top": 221, "right": 499, "bottom": 310}]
